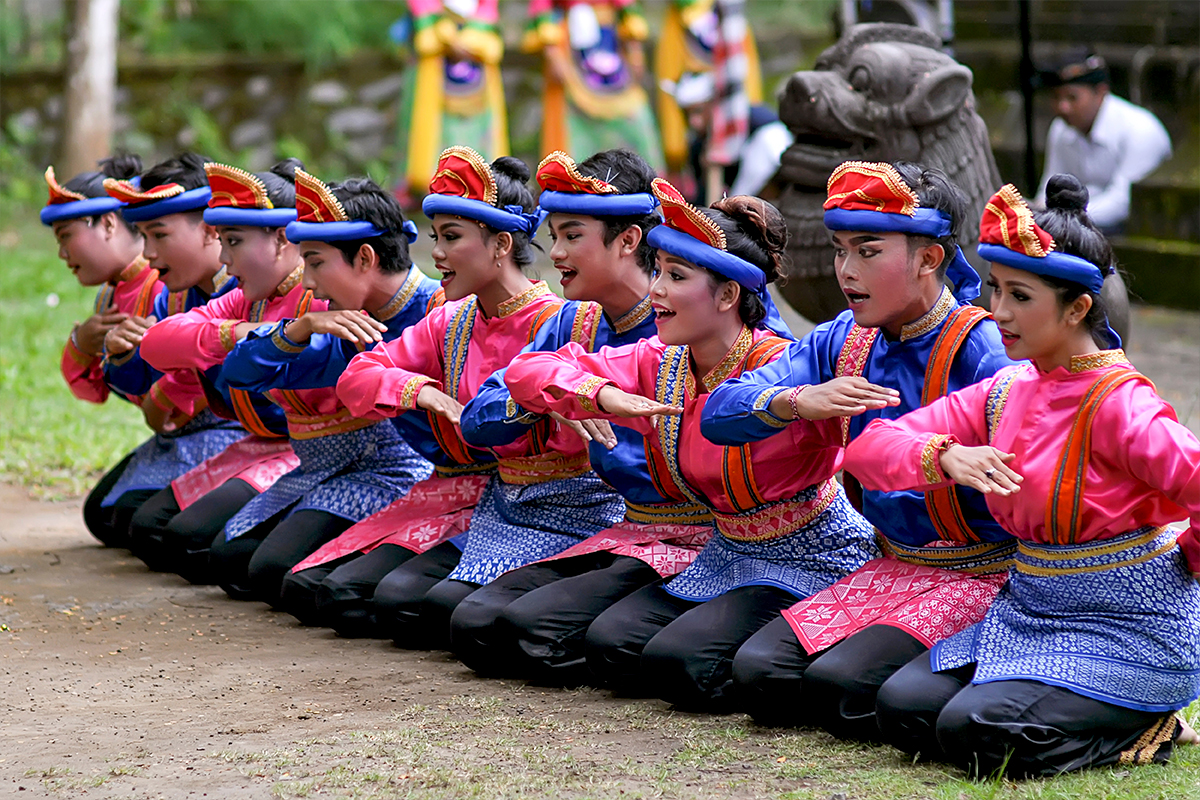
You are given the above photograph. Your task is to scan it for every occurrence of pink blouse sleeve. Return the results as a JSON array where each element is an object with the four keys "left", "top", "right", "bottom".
[
  {"left": 60, "top": 334, "right": 109, "bottom": 404},
  {"left": 843, "top": 377, "right": 995, "bottom": 492},
  {"left": 1101, "top": 382, "right": 1200, "bottom": 574},
  {"left": 336, "top": 308, "right": 447, "bottom": 420},
  {"left": 141, "top": 289, "right": 249, "bottom": 371},
  {"left": 506, "top": 339, "right": 659, "bottom": 436}
]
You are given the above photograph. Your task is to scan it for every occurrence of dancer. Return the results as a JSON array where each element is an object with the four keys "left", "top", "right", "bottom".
[
  {"left": 129, "top": 160, "right": 313, "bottom": 579},
  {"left": 326, "top": 146, "right": 624, "bottom": 647},
  {"left": 505, "top": 179, "right": 879, "bottom": 709},
  {"left": 206, "top": 169, "right": 435, "bottom": 603},
  {"left": 96, "top": 153, "right": 247, "bottom": 547},
  {"left": 848, "top": 176, "right": 1200, "bottom": 776},
  {"left": 450, "top": 149, "right": 713, "bottom": 684},
  {"left": 702, "top": 161, "right": 1016, "bottom": 736}
]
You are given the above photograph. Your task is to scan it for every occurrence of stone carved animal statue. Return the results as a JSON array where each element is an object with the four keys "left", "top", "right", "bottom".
[
  {"left": 774, "top": 23, "right": 1000, "bottom": 322},
  {"left": 773, "top": 22, "right": 1129, "bottom": 341}
]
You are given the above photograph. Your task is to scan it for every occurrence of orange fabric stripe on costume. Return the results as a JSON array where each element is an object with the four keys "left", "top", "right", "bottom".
[
  {"left": 229, "top": 388, "right": 281, "bottom": 439},
  {"left": 921, "top": 305, "right": 991, "bottom": 544},
  {"left": 1047, "top": 369, "right": 1150, "bottom": 544},
  {"left": 720, "top": 336, "right": 788, "bottom": 513}
]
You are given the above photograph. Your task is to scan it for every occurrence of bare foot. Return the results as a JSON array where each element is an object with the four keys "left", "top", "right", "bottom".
[{"left": 1176, "top": 717, "right": 1199, "bottom": 745}]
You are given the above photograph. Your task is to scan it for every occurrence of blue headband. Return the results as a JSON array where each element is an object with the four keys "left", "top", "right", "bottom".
[
  {"left": 204, "top": 207, "right": 298, "bottom": 228},
  {"left": 40, "top": 196, "right": 125, "bottom": 226},
  {"left": 823, "top": 206, "right": 982, "bottom": 303},
  {"left": 538, "top": 190, "right": 659, "bottom": 218},
  {"left": 647, "top": 225, "right": 795, "bottom": 340},
  {"left": 120, "top": 186, "right": 213, "bottom": 223},
  {"left": 422, "top": 194, "right": 545, "bottom": 235},
  {"left": 285, "top": 218, "right": 419, "bottom": 244},
  {"left": 979, "top": 242, "right": 1120, "bottom": 348}
]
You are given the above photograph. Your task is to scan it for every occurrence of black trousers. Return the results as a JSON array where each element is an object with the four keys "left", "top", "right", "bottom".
[
  {"left": 876, "top": 652, "right": 1179, "bottom": 777},
  {"left": 128, "top": 479, "right": 258, "bottom": 580},
  {"left": 371, "top": 542, "right": 475, "bottom": 649},
  {"left": 585, "top": 582, "right": 795, "bottom": 710},
  {"left": 82, "top": 451, "right": 157, "bottom": 549},
  {"left": 449, "top": 553, "right": 661, "bottom": 684},
  {"left": 280, "top": 544, "right": 420, "bottom": 635},
  {"left": 732, "top": 619, "right": 928, "bottom": 737}
]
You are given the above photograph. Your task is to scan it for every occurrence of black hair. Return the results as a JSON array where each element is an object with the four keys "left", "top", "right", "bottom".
[
  {"left": 699, "top": 196, "right": 790, "bottom": 329},
  {"left": 484, "top": 156, "right": 539, "bottom": 268},
  {"left": 255, "top": 157, "right": 304, "bottom": 209},
  {"left": 1032, "top": 174, "right": 1116, "bottom": 347},
  {"left": 576, "top": 148, "right": 660, "bottom": 273},
  {"left": 62, "top": 153, "right": 144, "bottom": 235},
  {"left": 141, "top": 151, "right": 211, "bottom": 191},
  {"left": 891, "top": 160, "right": 968, "bottom": 279},
  {"left": 327, "top": 177, "right": 413, "bottom": 274}
]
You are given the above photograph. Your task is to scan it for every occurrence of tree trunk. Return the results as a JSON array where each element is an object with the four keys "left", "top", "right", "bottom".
[{"left": 62, "top": 0, "right": 119, "bottom": 176}]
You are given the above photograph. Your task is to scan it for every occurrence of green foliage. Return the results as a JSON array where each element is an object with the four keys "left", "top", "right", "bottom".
[{"left": 0, "top": 201, "right": 146, "bottom": 498}]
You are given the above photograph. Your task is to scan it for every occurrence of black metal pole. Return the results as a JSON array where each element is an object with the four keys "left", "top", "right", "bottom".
[{"left": 1018, "top": 0, "right": 1037, "bottom": 194}]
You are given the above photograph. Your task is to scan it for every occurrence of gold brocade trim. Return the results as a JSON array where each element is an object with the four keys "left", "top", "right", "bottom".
[
  {"left": 751, "top": 387, "right": 789, "bottom": 428},
  {"left": 575, "top": 375, "right": 610, "bottom": 413},
  {"left": 497, "top": 281, "right": 553, "bottom": 318},
  {"left": 64, "top": 335, "right": 96, "bottom": 367},
  {"left": 218, "top": 320, "right": 238, "bottom": 352},
  {"left": 713, "top": 479, "right": 838, "bottom": 543},
  {"left": 701, "top": 326, "right": 753, "bottom": 392},
  {"left": 399, "top": 375, "right": 436, "bottom": 411},
  {"left": 434, "top": 462, "right": 496, "bottom": 478},
  {"left": 570, "top": 301, "right": 602, "bottom": 349},
  {"left": 900, "top": 287, "right": 955, "bottom": 341},
  {"left": 375, "top": 268, "right": 423, "bottom": 322},
  {"left": 879, "top": 535, "right": 1017, "bottom": 574},
  {"left": 985, "top": 369, "right": 1021, "bottom": 443},
  {"left": 1069, "top": 349, "right": 1130, "bottom": 373},
  {"left": 986, "top": 184, "right": 1052, "bottom": 257},
  {"left": 921, "top": 434, "right": 954, "bottom": 485},
  {"left": 497, "top": 451, "right": 591, "bottom": 485},
  {"left": 826, "top": 161, "right": 920, "bottom": 215},
  {"left": 286, "top": 409, "right": 376, "bottom": 440},
  {"left": 213, "top": 266, "right": 234, "bottom": 294},
  {"left": 624, "top": 500, "right": 713, "bottom": 525},
  {"left": 1015, "top": 529, "right": 1173, "bottom": 577},
  {"left": 274, "top": 265, "right": 304, "bottom": 297},
  {"left": 613, "top": 296, "right": 653, "bottom": 334},
  {"left": 1119, "top": 715, "right": 1179, "bottom": 766},
  {"left": 118, "top": 256, "right": 150, "bottom": 284},
  {"left": 205, "top": 163, "right": 274, "bottom": 209},
  {"left": 271, "top": 324, "right": 307, "bottom": 354},
  {"left": 1019, "top": 526, "right": 1166, "bottom": 562}
]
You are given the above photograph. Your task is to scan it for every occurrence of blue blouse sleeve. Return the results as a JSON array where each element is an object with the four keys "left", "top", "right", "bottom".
[
  {"left": 219, "top": 320, "right": 358, "bottom": 392},
  {"left": 102, "top": 287, "right": 168, "bottom": 397},
  {"left": 701, "top": 319, "right": 845, "bottom": 445}
]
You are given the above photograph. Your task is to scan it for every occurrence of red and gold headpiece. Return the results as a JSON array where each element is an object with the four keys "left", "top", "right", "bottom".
[
  {"left": 824, "top": 161, "right": 920, "bottom": 216},
  {"left": 979, "top": 184, "right": 1055, "bottom": 258},
  {"left": 421, "top": 146, "right": 544, "bottom": 234},
  {"left": 535, "top": 151, "right": 659, "bottom": 217},
  {"left": 651, "top": 177, "right": 727, "bottom": 249},
  {"left": 44, "top": 166, "right": 86, "bottom": 205},
  {"left": 202, "top": 162, "right": 297, "bottom": 227},
  {"left": 285, "top": 168, "right": 394, "bottom": 243},
  {"left": 39, "top": 166, "right": 125, "bottom": 225},
  {"left": 536, "top": 151, "right": 618, "bottom": 195},
  {"left": 103, "top": 174, "right": 212, "bottom": 223}
]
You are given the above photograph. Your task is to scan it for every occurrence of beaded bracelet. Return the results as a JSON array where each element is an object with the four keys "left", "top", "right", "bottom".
[{"left": 787, "top": 384, "right": 808, "bottom": 420}]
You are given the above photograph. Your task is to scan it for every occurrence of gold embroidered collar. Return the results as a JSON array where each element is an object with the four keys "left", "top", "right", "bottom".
[
  {"left": 374, "top": 267, "right": 422, "bottom": 322},
  {"left": 497, "top": 281, "right": 553, "bottom": 318},
  {"left": 611, "top": 295, "right": 653, "bottom": 334},
  {"left": 1069, "top": 350, "right": 1129, "bottom": 373},
  {"left": 116, "top": 256, "right": 149, "bottom": 285},
  {"left": 699, "top": 326, "right": 754, "bottom": 393},
  {"left": 212, "top": 266, "right": 234, "bottom": 294},
  {"left": 899, "top": 286, "right": 955, "bottom": 342},
  {"left": 274, "top": 265, "right": 304, "bottom": 298}
]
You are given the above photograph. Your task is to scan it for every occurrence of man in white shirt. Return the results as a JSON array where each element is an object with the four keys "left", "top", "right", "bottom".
[
  {"left": 1036, "top": 54, "right": 1172, "bottom": 234},
  {"left": 663, "top": 71, "right": 793, "bottom": 202}
]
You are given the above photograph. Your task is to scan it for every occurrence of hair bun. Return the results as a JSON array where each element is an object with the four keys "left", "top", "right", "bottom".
[
  {"left": 268, "top": 157, "right": 304, "bottom": 183},
  {"left": 98, "top": 153, "right": 143, "bottom": 180},
  {"left": 1045, "top": 173, "right": 1089, "bottom": 213},
  {"left": 491, "top": 156, "right": 531, "bottom": 185}
]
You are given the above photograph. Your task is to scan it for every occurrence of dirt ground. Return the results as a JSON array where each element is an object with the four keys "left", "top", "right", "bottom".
[{"left": 2, "top": 305, "right": 1198, "bottom": 800}]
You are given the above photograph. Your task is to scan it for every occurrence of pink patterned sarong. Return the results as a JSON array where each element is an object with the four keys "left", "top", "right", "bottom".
[
  {"left": 291, "top": 472, "right": 492, "bottom": 572},
  {"left": 170, "top": 435, "right": 299, "bottom": 509},
  {"left": 542, "top": 521, "right": 713, "bottom": 577},
  {"left": 783, "top": 556, "right": 1009, "bottom": 654}
]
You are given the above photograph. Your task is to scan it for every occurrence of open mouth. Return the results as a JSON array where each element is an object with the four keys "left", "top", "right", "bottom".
[
  {"left": 998, "top": 328, "right": 1020, "bottom": 345},
  {"left": 653, "top": 305, "right": 676, "bottom": 322},
  {"left": 556, "top": 266, "right": 578, "bottom": 286},
  {"left": 436, "top": 265, "right": 455, "bottom": 286},
  {"left": 842, "top": 288, "right": 870, "bottom": 306}
]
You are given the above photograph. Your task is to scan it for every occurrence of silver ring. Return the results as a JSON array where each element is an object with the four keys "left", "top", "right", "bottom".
[{"left": 984, "top": 468, "right": 997, "bottom": 480}]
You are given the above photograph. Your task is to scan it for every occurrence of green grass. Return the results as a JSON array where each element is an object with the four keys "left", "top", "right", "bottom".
[{"left": 0, "top": 200, "right": 147, "bottom": 498}]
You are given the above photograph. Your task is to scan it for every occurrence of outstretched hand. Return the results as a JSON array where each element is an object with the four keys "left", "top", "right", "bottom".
[
  {"left": 550, "top": 412, "right": 619, "bottom": 450},
  {"left": 104, "top": 314, "right": 157, "bottom": 356},
  {"left": 939, "top": 444, "right": 1023, "bottom": 496},
  {"left": 416, "top": 385, "right": 464, "bottom": 425},
  {"left": 594, "top": 385, "right": 683, "bottom": 429},
  {"left": 286, "top": 310, "right": 388, "bottom": 346},
  {"left": 772, "top": 377, "right": 900, "bottom": 421}
]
